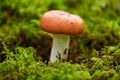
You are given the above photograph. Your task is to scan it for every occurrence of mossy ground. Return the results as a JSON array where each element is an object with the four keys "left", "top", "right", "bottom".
[{"left": 0, "top": 0, "right": 120, "bottom": 80}]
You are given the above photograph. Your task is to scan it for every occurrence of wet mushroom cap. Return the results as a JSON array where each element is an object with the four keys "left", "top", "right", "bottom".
[{"left": 40, "top": 10, "right": 84, "bottom": 35}]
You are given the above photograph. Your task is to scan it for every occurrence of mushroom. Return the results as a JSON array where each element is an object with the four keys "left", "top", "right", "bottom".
[{"left": 40, "top": 10, "right": 84, "bottom": 62}]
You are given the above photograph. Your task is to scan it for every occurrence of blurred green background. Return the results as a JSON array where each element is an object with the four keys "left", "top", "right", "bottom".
[{"left": 0, "top": 0, "right": 120, "bottom": 62}]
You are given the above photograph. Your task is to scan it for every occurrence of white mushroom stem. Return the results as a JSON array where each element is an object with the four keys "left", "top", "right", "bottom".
[{"left": 50, "top": 34, "right": 70, "bottom": 62}]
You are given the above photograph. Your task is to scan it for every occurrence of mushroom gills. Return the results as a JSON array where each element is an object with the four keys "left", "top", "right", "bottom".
[{"left": 50, "top": 34, "right": 70, "bottom": 62}]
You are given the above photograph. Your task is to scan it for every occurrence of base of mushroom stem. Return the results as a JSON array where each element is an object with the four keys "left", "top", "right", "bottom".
[{"left": 50, "top": 34, "right": 70, "bottom": 62}]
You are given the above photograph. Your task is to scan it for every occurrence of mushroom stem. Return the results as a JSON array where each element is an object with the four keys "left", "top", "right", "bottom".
[{"left": 50, "top": 34, "right": 70, "bottom": 62}]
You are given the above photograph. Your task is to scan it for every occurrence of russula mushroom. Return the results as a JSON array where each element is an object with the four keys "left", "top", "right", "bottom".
[{"left": 40, "top": 10, "right": 84, "bottom": 62}]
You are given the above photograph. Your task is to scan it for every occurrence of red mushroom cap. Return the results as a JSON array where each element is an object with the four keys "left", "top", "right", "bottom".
[{"left": 40, "top": 10, "right": 84, "bottom": 35}]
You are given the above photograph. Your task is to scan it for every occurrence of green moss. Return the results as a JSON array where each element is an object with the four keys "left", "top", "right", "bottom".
[{"left": 0, "top": 0, "right": 120, "bottom": 79}]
